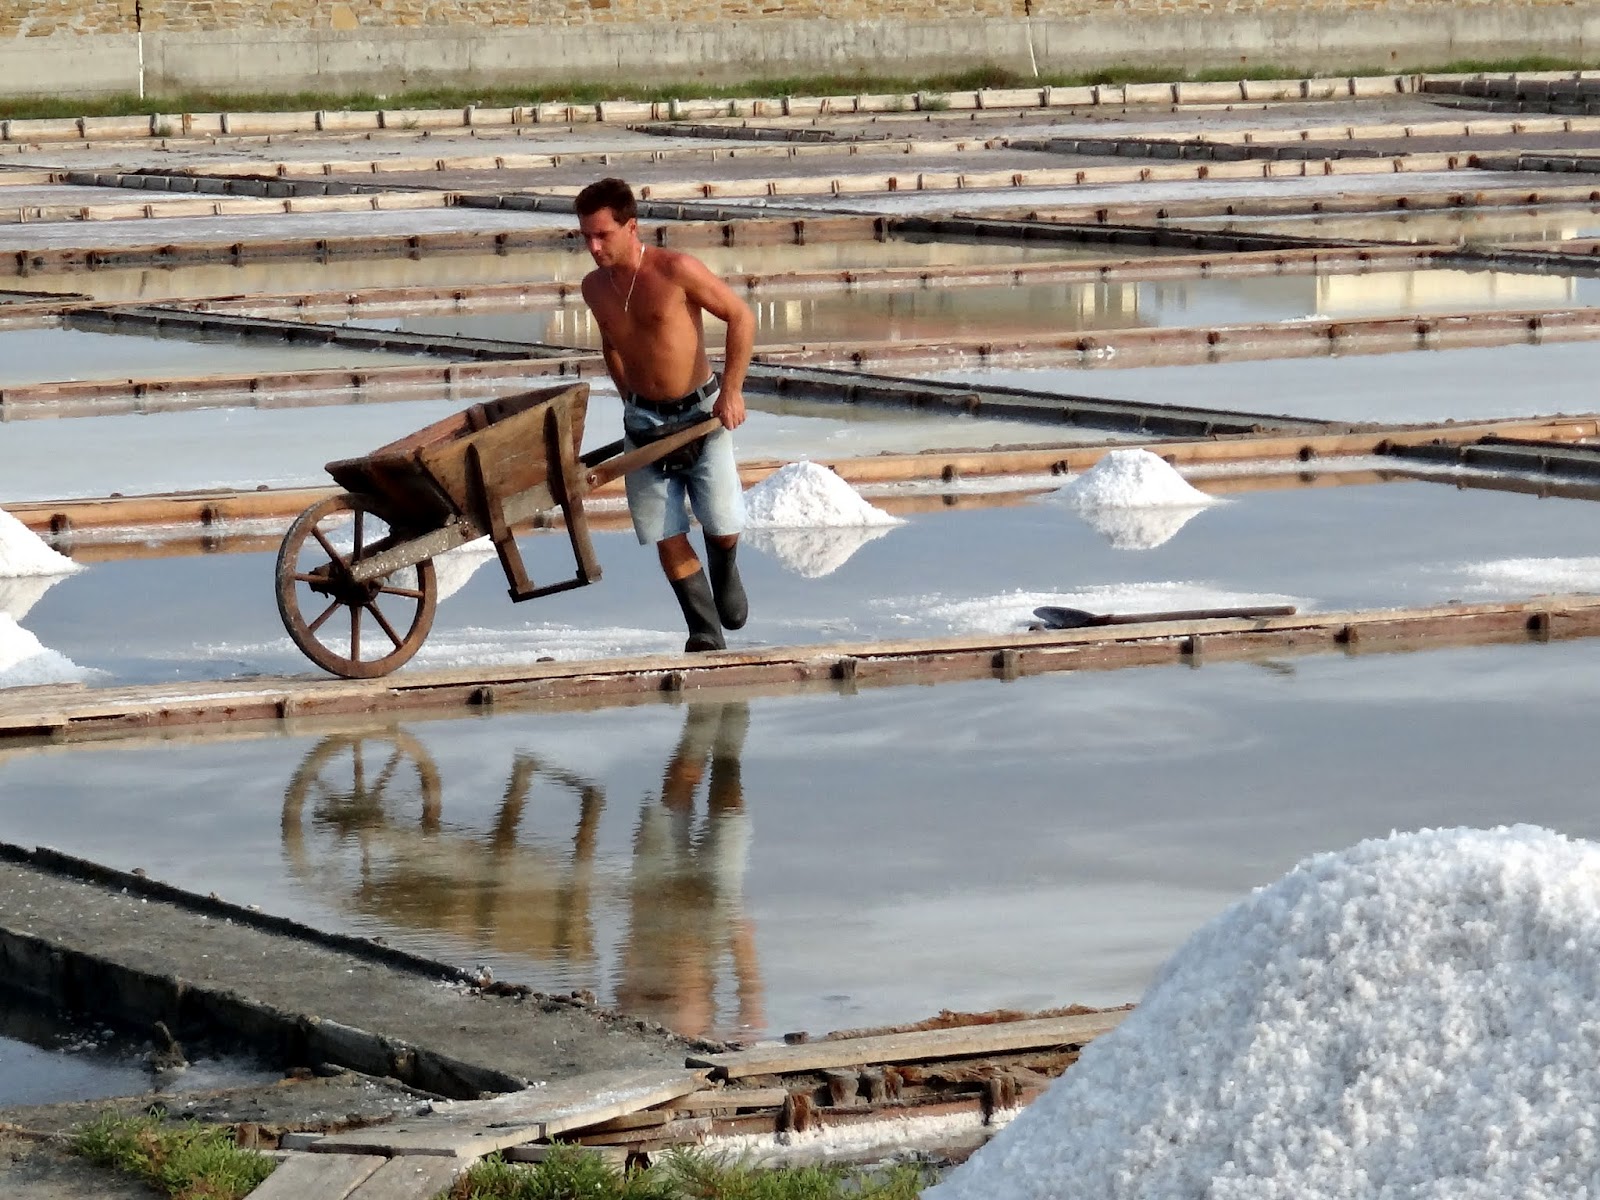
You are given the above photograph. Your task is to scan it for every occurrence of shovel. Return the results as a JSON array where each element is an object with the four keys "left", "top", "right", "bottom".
[{"left": 1031, "top": 603, "right": 1298, "bottom": 630}]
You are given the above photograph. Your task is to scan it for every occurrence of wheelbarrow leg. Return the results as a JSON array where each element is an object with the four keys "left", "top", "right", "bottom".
[
  {"left": 547, "top": 400, "right": 602, "bottom": 587},
  {"left": 464, "top": 400, "right": 598, "bottom": 603}
]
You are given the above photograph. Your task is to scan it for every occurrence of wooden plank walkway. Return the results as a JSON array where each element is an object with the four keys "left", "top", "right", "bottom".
[
  {"left": 293, "top": 1068, "right": 710, "bottom": 1158},
  {"left": 4, "top": 595, "right": 1598, "bottom": 744}
]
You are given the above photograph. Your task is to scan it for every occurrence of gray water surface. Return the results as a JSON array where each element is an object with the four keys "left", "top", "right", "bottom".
[{"left": 5, "top": 640, "right": 1600, "bottom": 1040}]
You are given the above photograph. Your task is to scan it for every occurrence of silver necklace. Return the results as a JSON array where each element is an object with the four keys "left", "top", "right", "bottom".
[{"left": 613, "top": 243, "right": 645, "bottom": 313}]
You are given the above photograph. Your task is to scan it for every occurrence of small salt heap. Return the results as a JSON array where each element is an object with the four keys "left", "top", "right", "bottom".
[
  {"left": 0, "top": 614, "right": 91, "bottom": 687},
  {"left": 431, "top": 536, "right": 501, "bottom": 602},
  {"left": 743, "top": 462, "right": 901, "bottom": 576},
  {"left": 0, "top": 507, "right": 90, "bottom": 686},
  {"left": 1055, "top": 449, "right": 1218, "bottom": 550},
  {"left": 0, "top": 506, "right": 81, "bottom": 579},
  {"left": 743, "top": 461, "right": 901, "bottom": 529},
  {"left": 928, "top": 825, "right": 1600, "bottom": 1200}
]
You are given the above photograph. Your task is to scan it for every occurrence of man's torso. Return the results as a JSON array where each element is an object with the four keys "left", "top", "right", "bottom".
[{"left": 584, "top": 248, "right": 714, "bottom": 402}]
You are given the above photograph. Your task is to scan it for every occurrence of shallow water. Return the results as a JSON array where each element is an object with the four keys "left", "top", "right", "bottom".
[
  {"left": 7, "top": 639, "right": 1600, "bottom": 1041},
  {"left": 0, "top": 997, "right": 279, "bottom": 1107},
  {"left": 0, "top": 381, "right": 1118, "bottom": 503},
  {"left": 376, "top": 266, "right": 1594, "bottom": 350},
  {"left": 926, "top": 339, "right": 1600, "bottom": 425},
  {"left": 0, "top": 326, "right": 426, "bottom": 387},
  {"left": 8, "top": 234, "right": 1109, "bottom": 304},
  {"left": 21, "top": 473, "right": 1600, "bottom": 684},
  {"left": 1163, "top": 204, "right": 1600, "bottom": 244}
]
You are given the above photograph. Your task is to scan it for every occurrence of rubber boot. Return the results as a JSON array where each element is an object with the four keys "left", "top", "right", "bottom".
[
  {"left": 670, "top": 569, "right": 725, "bottom": 652},
  {"left": 705, "top": 539, "right": 749, "bottom": 630}
]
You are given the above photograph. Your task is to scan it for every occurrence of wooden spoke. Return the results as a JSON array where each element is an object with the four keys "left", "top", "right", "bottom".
[
  {"left": 311, "top": 525, "right": 348, "bottom": 566},
  {"left": 364, "top": 600, "right": 405, "bottom": 649},
  {"left": 349, "top": 605, "right": 361, "bottom": 662},
  {"left": 377, "top": 584, "right": 427, "bottom": 600},
  {"left": 306, "top": 598, "right": 341, "bottom": 635}
]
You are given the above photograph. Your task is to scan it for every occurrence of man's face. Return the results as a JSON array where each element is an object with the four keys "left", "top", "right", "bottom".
[{"left": 578, "top": 207, "right": 637, "bottom": 270}]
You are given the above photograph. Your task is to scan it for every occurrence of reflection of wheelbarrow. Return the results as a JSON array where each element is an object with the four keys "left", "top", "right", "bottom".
[
  {"left": 281, "top": 733, "right": 607, "bottom": 966},
  {"left": 275, "top": 381, "right": 719, "bottom": 678}
]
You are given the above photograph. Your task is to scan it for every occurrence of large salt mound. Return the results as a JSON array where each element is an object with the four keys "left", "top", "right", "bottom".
[
  {"left": 743, "top": 461, "right": 900, "bottom": 529},
  {"left": 0, "top": 506, "right": 81, "bottom": 578},
  {"left": 0, "top": 614, "right": 92, "bottom": 687},
  {"left": 927, "top": 825, "right": 1600, "bottom": 1200},
  {"left": 1058, "top": 448, "right": 1217, "bottom": 511}
]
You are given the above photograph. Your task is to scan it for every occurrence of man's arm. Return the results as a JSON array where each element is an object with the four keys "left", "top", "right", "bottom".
[
  {"left": 599, "top": 333, "right": 631, "bottom": 399},
  {"left": 582, "top": 273, "right": 633, "bottom": 398},
  {"left": 674, "top": 256, "right": 755, "bottom": 430}
]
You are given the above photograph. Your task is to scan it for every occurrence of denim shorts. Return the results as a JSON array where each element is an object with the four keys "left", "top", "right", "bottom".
[{"left": 622, "top": 393, "right": 746, "bottom": 546}]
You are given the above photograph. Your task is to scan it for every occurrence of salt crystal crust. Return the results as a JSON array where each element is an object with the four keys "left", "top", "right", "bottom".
[{"left": 928, "top": 825, "right": 1600, "bottom": 1200}]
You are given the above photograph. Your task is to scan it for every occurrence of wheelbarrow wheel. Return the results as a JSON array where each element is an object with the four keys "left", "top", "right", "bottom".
[{"left": 276, "top": 493, "right": 438, "bottom": 679}]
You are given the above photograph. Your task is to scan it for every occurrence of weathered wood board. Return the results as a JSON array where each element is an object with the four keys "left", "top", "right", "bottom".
[
  {"left": 304, "top": 1067, "right": 711, "bottom": 1157},
  {"left": 689, "top": 1011, "right": 1127, "bottom": 1079},
  {"left": 344, "top": 1155, "right": 464, "bottom": 1200},
  {"left": 246, "top": 1152, "right": 382, "bottom": 1200}
]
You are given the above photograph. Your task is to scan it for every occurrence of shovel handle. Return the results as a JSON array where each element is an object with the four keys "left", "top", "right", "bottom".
[{"left": 1095, "top": 604, "right": 1298, "bottom": 625}]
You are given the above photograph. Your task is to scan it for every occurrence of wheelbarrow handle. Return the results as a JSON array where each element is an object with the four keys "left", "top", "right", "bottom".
[{"left": 584, "top": 417, "right": 723, "bottom": 491}]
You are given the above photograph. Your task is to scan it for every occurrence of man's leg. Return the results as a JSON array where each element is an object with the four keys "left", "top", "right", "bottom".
[
  {"left": 704, "top": 534, "right": 748, "bottom": 631},
  {"left": 684, "top": 426, "right": 748, "bottom": 631},
  {"left": 659, "top": 534, "right": 724, "bottom": 652}
]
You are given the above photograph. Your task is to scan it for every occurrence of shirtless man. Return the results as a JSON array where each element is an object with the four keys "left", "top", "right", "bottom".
[{"left": 576, "top": 177, "right": 757, "bottom": 652}]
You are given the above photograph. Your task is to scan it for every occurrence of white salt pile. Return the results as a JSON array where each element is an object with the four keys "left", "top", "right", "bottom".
[
  {"left": 1058, "top": 448, "right": 1217, "bottom": 510},
  {"left": 0, "top": 614, "right": 92, "bottom": 688},
  {"left": 1054, "top": 449, "right": 1219, "bottom": 550},
  {"left": 743, "top": 461, "right": 901, "bottom": 529},
  {"left": 0, "top": 506, "right": 81, "bottom": 578},
  {"left": 0, "top": 574, "right": 66, "bottom": 623},
  {"left": 927, "top": 825, "right": 1600, "bottom": 1200}
]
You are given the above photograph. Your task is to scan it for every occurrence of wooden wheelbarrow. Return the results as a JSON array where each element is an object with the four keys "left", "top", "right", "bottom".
[{"left": 275, "top": 381, "right": 719, "bottom": 679}]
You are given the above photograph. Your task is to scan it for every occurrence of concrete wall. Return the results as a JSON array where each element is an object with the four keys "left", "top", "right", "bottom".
[{"left": 2, "top": 7, "right": 1597, "bottom": 99}]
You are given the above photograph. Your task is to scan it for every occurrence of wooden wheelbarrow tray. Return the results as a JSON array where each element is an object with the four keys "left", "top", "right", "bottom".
[{"left": 275, "top": 381, "right": 720, "bottom": 679}]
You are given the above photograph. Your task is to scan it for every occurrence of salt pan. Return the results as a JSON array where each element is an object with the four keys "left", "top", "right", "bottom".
[
  {"left": 0, "top": 506, "right": 81, "bottom": 579},
  {"left": 0, "top": 614, "right": 92, "bottom": 688},
  {"left": 928, "top": 825, "right": 1600, "bottom": 1200},
  {"left": 743, "top": 462, "right": 900, "bottom": 529}
]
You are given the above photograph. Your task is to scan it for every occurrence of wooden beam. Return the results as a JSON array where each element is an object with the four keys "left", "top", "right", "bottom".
[{"left": 688, "top": 1011, "right": 1126, "bottom": 1080}]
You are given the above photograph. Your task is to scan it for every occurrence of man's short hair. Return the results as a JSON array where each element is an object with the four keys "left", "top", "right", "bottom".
[{"left": 576, "top": 177, "right": 637, "bottom": 224}]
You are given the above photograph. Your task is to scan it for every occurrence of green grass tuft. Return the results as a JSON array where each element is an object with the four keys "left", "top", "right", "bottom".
[
  {"left": 2, "top": 55, "right": 1600, "bottom": 121},
  {"left": 70, "top": 1112, "right": 277, "bottom": 1200}
]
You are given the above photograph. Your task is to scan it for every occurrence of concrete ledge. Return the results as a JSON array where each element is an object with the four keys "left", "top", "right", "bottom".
[{"left": 0, "top": 10, "right": 1593, "bottom": 98}]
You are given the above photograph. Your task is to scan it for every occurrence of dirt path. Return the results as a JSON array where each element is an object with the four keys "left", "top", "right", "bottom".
[{"left": 0, "top": 1134, "right": 155, "bottom": 1200}]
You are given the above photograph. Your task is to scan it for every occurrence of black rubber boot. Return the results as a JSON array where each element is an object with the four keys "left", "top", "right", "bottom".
[
  {"left": 670, "top": 569, "right": 725, "bottom": 652},
  {"left": 705, "top": 539, "right": 749, "bottom": 630}
]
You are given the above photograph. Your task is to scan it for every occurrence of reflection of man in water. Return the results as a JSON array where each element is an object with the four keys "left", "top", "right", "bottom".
[{"left": 615, "top": 702, "right": 763, "bottom": 1038}]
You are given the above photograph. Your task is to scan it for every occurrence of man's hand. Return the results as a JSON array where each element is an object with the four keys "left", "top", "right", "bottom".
[{"left": 714, "top": 386, "right": 747, "bottom": 430}]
